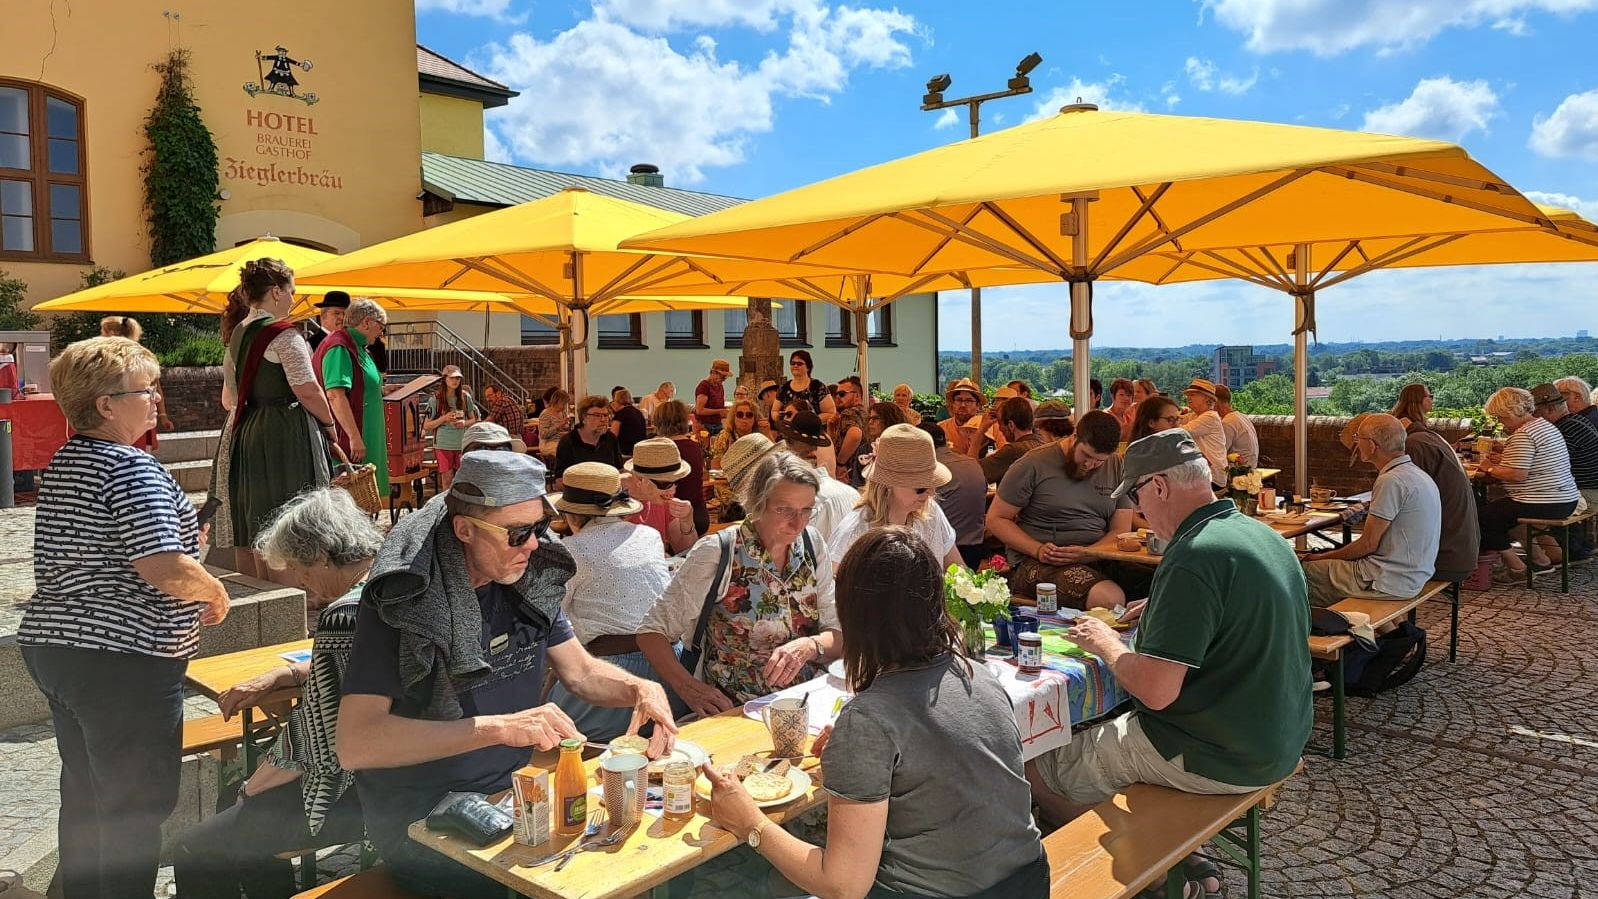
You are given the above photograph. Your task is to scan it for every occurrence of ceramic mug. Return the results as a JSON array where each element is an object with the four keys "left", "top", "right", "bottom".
[
  {"left": 600, "top": 752, "right": 648, "bottom": 827},
  {"left": 761, "top": 697, "right": 809, "bottom": 759}
]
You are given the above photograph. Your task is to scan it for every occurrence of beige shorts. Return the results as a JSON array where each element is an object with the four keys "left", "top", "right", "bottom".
[
  {"left": 1031, "top": 713, "right": 1255, "bottom": 806},
  {"left": 1301, "top": 558, "right": 1398, "bottom": 608}
]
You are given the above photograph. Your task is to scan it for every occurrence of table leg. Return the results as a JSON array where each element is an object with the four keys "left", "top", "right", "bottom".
[
  {"left": 1331, "top": 654, "right": 1346, "bottom": 761},
  {"left": 1561, "top": 525, "right": 1571, "bottom": 594},
  {"left": 1164, "top": 865, "right": 1187, "bottom": 899},
  {"left": 1244, "top": 804, "right": 1261, "bottom": 899},
  {"left": 1448, "top": 581, "right": 1460, "bottom": 663}
]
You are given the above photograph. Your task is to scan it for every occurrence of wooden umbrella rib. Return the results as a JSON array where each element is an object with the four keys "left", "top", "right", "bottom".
[
  {"left": 776, "top": 278, "right": 843, "bottom": 304},
  {"left": 905, "top": 208, "right": 1064, "bottom": 275},
  {"left": 587, "top": 254, "right": 658, "bottom": 301},
  {"left": 603, "top": 256, "right": 704, "bottom": 301},
  {"left": 1148, "top": 252, "right": 1194, "bottom": 285},
  {"left": 980, "top": 202, "right": 1075, "bottom": 273},
  {"left": 872, "top": 272, "right": 943, "bottom": 309},
  {"left": 789, "top": 213, "right": 887, "bottom": 264},
  {"left": 1193, "top": 251, "right": 1292, "bottom": 292},
  {"left": 1315, "top": 233, "right": 1467, "bottom": 290},
  {"left": 1322, "top": 166, "right": 1551, "bottom": 228},
  {"left": 1306, "top": 240, "right": 1364, "bottom": 290},
  {"left": 906, "top": 206, "right": 986, "bottom": 276},
  {"left": 459, "top": 257, "right": 567, "bottom": 303},
  {"left": 1348, "top": 161, "right": 1514, "bottom": 195},
  {"left": 1256, "top": 245, "right": 1295, "bottom": 285},
  {"left": 1096, "top": 168, "right": 1314, "bottom": 275},
  {"left": 1090, "top": 182, "right": 1173, "bottom": 273},
  {"left": 1233, "top": 246, "right": 1294, "bottom": 290}
]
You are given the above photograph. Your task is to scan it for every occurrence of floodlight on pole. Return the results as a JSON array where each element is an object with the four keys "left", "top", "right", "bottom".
[{"left": 917, "top": 52, "right": 1041, "bottom": 387}]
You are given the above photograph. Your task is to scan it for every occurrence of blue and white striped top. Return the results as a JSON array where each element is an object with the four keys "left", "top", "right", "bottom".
[{"left": 18, "top": 436, "right": 203, "bottom": 658}]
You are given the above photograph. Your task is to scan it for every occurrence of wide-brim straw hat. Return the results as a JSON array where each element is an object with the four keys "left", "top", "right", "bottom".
[
  {"left": 863, "top": 423, "right": 951, "bottom": 489},
  {"left": 554, "top": 462, "right": 643, "bottom": 517},
  {"left": 624, "top": 436, "right": 692, "bottom": 481},
  {"left": 1183, "top": 378, "right": 1218, "bottom": 401},
  {"left": 945, "top": 377, "right": 982, "bottom": 400},
  {"left": 722, "top": 433, "right": 782, "bottom": 490}
]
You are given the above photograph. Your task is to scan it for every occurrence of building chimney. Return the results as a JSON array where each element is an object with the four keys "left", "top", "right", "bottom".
[{"left": 627, "top": 163, "right": 664, "bottom": 188}]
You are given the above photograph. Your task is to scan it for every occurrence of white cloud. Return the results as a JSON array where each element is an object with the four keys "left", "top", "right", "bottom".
[
  {"left": 1203, "top": 0, "right": 1598, "bottom": 56},
  {"left": 1525, "top": 190, "right": 1598, "bottom": 219},
  {"left": 595, "top": 0, "right": 799, "bottom": 31},
  {"left": 482, "top": 125, "right": 512, "bottom": 164},
  {"left": 476, "top": 4, "right": 920, "bottom": 183},
  {"left": 1184, "top": 56, "right": 1259, "bottom": 95},
  {"left": 1361, "top": 77, "right": 1499, "bottom": 141},
  {"left": 415, "top": 0, "right": 525, "bottom": 22},
  {"left": 1529, "top": 88, "right": 1598, "bottom": 159},
  {"left": 1026, "top": 75, "right": 1144, "bottom": 122},
  {"left": 933, "top": 108, "right": 959, "bottom": 130},
  {"left": 1160, "top": 81, "right": 1181, "bottom": 108}
]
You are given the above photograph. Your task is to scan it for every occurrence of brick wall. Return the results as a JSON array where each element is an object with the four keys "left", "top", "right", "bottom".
[
  {"left": 160, "top": 366, "right": 227, "bottom": 432},
  {"left": 482, "top": 346, "right": 563, "bottom": 400},
  {"left": 1252, "top": 414, "right": 1475, "bottom": 496}
]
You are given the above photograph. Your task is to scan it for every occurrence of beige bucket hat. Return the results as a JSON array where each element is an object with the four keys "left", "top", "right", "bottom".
[{"left": 862, "top": 423, "right": 951, "bottom": 489}]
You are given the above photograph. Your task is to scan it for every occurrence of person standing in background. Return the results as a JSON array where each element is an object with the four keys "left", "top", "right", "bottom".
[
  {"left": 1215, "top": 384, "right": 1259, "bottom": 468},
  {"left": 305, "top": 291, "right": 349, "bottom": 352},
  {"left": 424, "top": 365, "right": 479, "bottom": 491},
  {"left": 315, "top": 298, "right": 390, "bottom": 496},
  {"left": 98, "top": 316, "right": 172, "bottom": 451},
  {"left": 695, "top": 359, "right": 732, "bottom": 437}
]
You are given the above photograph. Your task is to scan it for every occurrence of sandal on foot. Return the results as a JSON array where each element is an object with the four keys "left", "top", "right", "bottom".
[{"left": 1182, "top": 854, "right": 1227, "bottom": 898}]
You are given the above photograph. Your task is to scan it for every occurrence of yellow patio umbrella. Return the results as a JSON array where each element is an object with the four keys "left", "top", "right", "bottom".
[
  {"left": 31, "top": 237, "right": 336, "bottom": 314},
  {"left": 623, "top": 104, "right": 1556, "bottom": 437},
  {"left": 294, "top": 188, "right": 838, "bottom": 396},
  {"left": 1125, "top": 204, "right": 1598, "bottom": 493}
]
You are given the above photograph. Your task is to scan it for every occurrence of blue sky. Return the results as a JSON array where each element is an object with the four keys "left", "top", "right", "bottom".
[{"left": 415, "top": 0, "right": 1598, "bottom": 350}]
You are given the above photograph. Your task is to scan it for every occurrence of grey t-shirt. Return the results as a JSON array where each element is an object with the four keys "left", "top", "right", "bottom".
[
  {"left": 936, "top": 447, "right": 989, "bottom": 548},
  {"left": 996, "top": 441, "right": 1130, "bottom": 553},
  {"left": 823, "top": 655, "right": 1043, "bottom": 896},
  {"left": 1356, "top": 455, "right": 1441, "bottom": 597}
]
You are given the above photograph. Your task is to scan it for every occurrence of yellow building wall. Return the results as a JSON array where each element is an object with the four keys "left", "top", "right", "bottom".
[
  {"left": 4, "top": 0, "right": 423, "bottom": 308},
  {"left": 419, "top": 93, "right": 485, "bottom": 158}
]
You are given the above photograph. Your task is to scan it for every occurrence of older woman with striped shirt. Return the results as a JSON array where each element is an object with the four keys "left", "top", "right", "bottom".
[
  {"left": 1477, "top": 386, "right": 1580, "bottom": 582},
  {"left": 19, "top": 337, "right": 230, "bottom": 899}
]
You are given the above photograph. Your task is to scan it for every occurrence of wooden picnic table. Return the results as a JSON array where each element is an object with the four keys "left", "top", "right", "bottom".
[
  {"left": 407, "top": 710, "right": 826, "bottom": 899},
  {"left": 1074, "top": 512, "right": 1346, "bottom": 567},
  {"left": 184, "top": 638, "right": 312, "bottom": 770}
]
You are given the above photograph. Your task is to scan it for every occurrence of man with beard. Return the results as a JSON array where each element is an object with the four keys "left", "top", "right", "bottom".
[
  {"left": 336, "top": 452, "right": 676, "bottom": 898},
  {"left": 986, "top": 411, "right": 1135, "bottom": 610}
]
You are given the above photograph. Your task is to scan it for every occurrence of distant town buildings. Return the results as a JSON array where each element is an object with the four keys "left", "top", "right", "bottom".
[{"left": 1211, "top": 345, "right": 1279, "bottom": 389}]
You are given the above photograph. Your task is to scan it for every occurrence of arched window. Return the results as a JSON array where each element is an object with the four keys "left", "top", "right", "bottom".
[{"left": 0, "top": 80, "right": 88, "bottom": 262}]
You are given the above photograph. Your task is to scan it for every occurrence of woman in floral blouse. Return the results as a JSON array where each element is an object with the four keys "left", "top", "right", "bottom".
[{"left": 639, "top": 451, "right": 841, "bottom": 718}]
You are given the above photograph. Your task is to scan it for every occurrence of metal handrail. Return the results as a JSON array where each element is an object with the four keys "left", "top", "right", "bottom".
[{"left": 383, "top": 321, "right": 527, "bottom": 408}]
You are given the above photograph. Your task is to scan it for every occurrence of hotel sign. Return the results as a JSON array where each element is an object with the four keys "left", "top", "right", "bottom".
[{"left": 227, "top": 44, "right": 343, "bottom": 190}]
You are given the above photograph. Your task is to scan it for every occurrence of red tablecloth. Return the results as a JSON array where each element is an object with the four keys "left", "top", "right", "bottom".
[{"left": 2, "top": 394, "right": 70, "bottom": 470}]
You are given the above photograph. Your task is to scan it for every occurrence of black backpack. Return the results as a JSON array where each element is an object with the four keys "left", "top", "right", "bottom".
[{"left": 1341, "top": 620, "right": 1427, "bottom": 696}]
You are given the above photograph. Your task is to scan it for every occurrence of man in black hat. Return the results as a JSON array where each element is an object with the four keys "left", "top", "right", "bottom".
[
  {"left": 306, "top": 290, "right": 350, "bottom": 351},
  {"left": 1027, "top": 431, "right": 1310, "bottom": 855},
  {"left": 778, "top": 411, "right": 859, "bottom": 543}
]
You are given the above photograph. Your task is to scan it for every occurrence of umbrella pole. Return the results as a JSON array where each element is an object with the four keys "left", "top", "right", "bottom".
[
  {"left": 1068, "top": 196, "right": 1093, "bottom": 420},
  {"left": 854, "top": 306, "right": 870, "bottom": 392},
  {"left": 1293, "top": 244, "right": 1313, "bottom": 501}
]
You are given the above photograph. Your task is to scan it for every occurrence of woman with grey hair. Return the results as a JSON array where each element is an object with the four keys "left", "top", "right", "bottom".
[
  {"left": 315, "top": 296, "right": 390, "bottom": 495},
  {"left": 639, "top": 451, "right": 842, "bottom": 718},
  {"left": 1477, "top": 386, "right": 1579, "bottom": 580},
  {"left": 174, "top": 488, "right": 383, "bottom": 898}
]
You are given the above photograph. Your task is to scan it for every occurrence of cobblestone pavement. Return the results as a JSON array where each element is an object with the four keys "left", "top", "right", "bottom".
[{"left": 3, "top": 502, "right": 1596, "bottom": 896}]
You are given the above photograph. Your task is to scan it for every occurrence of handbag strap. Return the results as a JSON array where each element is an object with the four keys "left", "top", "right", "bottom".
[{"left": 686, "top": 528, "right": 738, "bottom": 659}]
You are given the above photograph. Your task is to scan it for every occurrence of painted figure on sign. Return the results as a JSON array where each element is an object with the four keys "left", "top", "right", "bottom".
[{"left": 261, "top": 46, "right": 309, "bottom": 94}]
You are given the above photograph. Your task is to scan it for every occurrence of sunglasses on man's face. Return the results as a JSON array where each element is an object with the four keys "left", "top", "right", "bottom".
[
  {"left": 459, "top": 514, "right": 550, "bottom": 547},
  {"left": 649, "top": 479, "right": 678, "bottom": 491}
]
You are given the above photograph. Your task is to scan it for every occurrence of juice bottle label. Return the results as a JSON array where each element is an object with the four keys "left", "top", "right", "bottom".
[{"left": 562, "top": 794, "right": 587, "bottom": 827}]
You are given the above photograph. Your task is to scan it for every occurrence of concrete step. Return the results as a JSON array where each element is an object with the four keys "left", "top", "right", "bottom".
[
  {"left": 165, "top": 459, "right": 213, "bottom": 493},
  {"left": 154, "top": 429, "right": 221, "bottom": 465}
]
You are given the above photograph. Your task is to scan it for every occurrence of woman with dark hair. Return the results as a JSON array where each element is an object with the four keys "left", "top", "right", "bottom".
[
  {"left": 423, "top": 365, "right": 480, "bottom": 490},
  {"left": 653, "top": 399, "right": 710, "bottom": 535},
  {"left": 221, "top": 258, "right": 338, "bottom": 556},
  {"left": 1129, "top": 394, "right": 1182, "bottom": 444},
  {"left": 773, "top": 349, "right": 837, "bottom": 425},
  {"left": 704, "top": 527, "right": 1048, "bottom": 899},
  {"left": 1390, "top": 383, "right": 1435, "bottom": 430}
]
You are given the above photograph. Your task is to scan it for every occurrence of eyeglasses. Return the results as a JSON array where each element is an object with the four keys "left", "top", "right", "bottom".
[
  {"left": 734, "top": 411, "right": 756, "bottom": 419},
  {"left": 767, "top": 506, "right": 816, "bottom": 521},
  {"left": 1126, "top": 476, "right": 1157, "bottom": 506},
  {"left": 105, "top": 387, "right": 159, "bottom": 402},
  {"left": 585, "top": 411, "right": 613, "bottom": 421},
  {"left": 1155, "top": 413, "right": 1181, "bottom": 425},
  {"left": 458, "top": 514, "right": 550, "bottom": 547}
]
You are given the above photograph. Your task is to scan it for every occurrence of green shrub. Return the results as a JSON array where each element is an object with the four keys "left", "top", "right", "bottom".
[
  {"left": 159, "top": 333, "right": 225, "bottom": 367},
  {"left": 0, "top": 270, "right": 40, "bottom": 330}
]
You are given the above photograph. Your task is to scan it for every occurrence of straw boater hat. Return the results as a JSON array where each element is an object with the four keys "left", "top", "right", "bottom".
[
  {"left": 554, "top": 462, "right": 642, "bottom": 517},
  {"left": 863, "top": 424, "right": 951, "bottom": 489},
  {"left": 1183, "top": 378, "right": 1218, "bottom": 401},
  {"left": 757, "top": 379, "right": 780, "bottom": 401},
  {"left": 945, "top": 377, "right": 982, "bottom": 401},
  {"left": 722, "top": 433, "right": 783, "bottom": 491},
  {"left": 624, "top": 437, "right": 692, "bottom": 481}
]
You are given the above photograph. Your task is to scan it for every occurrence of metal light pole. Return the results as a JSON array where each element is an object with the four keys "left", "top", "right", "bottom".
[{"left": 920, "top": 52, "right": 1041, "bottom": 388}]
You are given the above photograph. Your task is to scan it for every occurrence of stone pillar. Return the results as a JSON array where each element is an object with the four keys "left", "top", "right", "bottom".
[{"left": 738, "top": 297, "right": 783, "bottom": 390}]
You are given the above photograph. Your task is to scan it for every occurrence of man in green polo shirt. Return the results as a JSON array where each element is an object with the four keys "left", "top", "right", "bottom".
[
  {"left": 1027, "top": 429, "right": 1310, "bottom": 828},
  {"left": 315, "top": 297, "right": 389, "bottom": 494}
]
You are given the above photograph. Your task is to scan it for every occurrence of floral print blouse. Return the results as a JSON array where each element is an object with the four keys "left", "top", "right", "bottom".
[{"left": 641, "top": 520, "right": 840, "bottom": 703}]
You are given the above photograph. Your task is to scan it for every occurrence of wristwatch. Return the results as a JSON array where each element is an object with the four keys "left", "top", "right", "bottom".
[{"left": 746, "top": 818, "right": 769, "bottom": 851}]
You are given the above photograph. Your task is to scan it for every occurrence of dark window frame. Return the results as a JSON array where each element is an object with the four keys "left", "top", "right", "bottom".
[
  {"left": 664, "top": 309, "right": 707, "bottom": 349},
  {"left": 596, "top": 312, "right": 646, "bottom": 349},
  {"left": 520, "top": 315, "right": 560, "bottom": 347},
  {"left": 0, "top": 79, "right": 89, "bottom": 263},
  {"left": 824, "top": 304, "right": 895, "bottom": 348}
]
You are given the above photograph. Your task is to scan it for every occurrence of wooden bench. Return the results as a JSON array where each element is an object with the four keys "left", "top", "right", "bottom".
[
  {"left": 181, "top": 713, "right": 243, "bottom": 758},
  {"left": 1308, "top": 581, "right": 1448, "bottom": 760},
  {"left": 1043, "top": 775, "right": 1293, "bottom": 899},
  {"left": 292, "top": 868, "right": 423, "bottom": 899},
  {"left": 1518, "top": 509, "right": 1596, "bottom": 594}
]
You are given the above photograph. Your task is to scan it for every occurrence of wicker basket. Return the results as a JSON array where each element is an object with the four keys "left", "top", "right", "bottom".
[{"left": 332, "top": 463, "right": 384, "bottom": 516}]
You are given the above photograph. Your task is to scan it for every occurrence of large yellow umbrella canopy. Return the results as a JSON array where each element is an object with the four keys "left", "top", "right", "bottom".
[
  {"left": 294, "top": 188, "right": 837, "bottom": 396},
  {"left": 31, "top": 237, "right": 336, "bottom": 314}
]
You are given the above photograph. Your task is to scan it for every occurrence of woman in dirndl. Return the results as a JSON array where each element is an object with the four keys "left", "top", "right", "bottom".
[{"left": 216, "top": 258, "right": 339, "bottom": 561}]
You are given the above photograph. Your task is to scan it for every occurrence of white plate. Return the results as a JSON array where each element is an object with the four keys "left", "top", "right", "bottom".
[
  {"left": 827, "top": 658, "right": 847, "bottom": 681},
  {"left": 695, "top": 766, "right": 813, "bottom": 808}
]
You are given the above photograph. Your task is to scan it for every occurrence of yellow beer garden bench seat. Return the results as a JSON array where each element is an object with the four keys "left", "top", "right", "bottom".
[
  {"left": 1308, "top": 581, "right": 1448, "bottom": 760},
  {"left": 1518, "top": 509, "right": 1597, "bottom": 594},
  {"left": 291, "top": 867, "right": 423, "bottom": 899},
  {"left": 1043, "top": 770, "right": 1297, "bottom": 899}
]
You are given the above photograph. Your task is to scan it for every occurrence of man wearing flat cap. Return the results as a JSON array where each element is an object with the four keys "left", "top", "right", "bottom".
[
  {"left": 1027, "top": 430, "right": 1310, "bottom": 852},
  {"left": 338, "top": 451, "right": 676, "bottom": 898}
]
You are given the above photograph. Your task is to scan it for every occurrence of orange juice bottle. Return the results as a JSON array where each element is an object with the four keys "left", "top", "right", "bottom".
[{"left": 554, "top": 739, "right": 587, "bottom": 836}]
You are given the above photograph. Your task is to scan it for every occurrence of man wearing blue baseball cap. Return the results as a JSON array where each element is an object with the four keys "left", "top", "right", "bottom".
[{"left": 338, "top": 451, "right": 676, "bottom": 898}]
